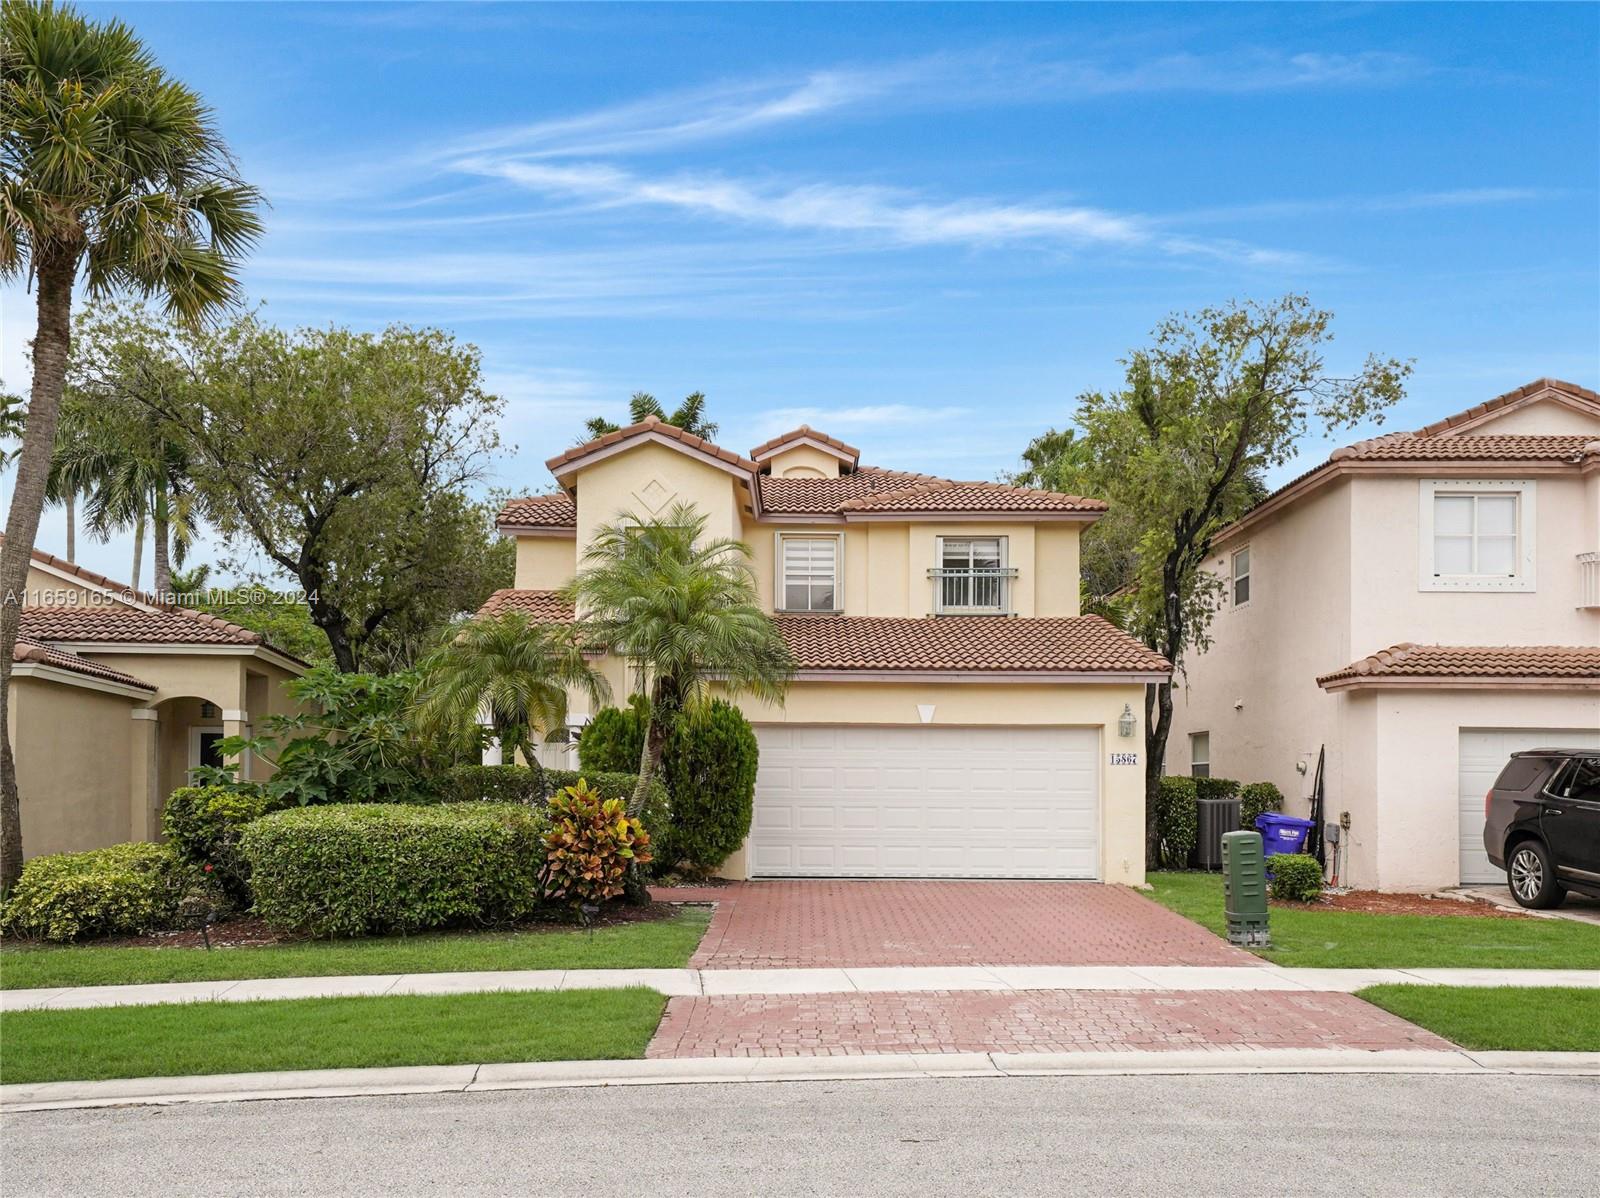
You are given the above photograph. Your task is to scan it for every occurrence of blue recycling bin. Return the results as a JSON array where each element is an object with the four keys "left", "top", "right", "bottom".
[{"left": 1255, "top": 813, "right": 1315, "bottom": 861}]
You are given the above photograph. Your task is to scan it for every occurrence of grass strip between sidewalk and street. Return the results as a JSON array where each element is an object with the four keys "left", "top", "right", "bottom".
[
  {"left": 0, "top": 906, "right": 711, "bottom": 991},
  {"left": 0, "top": 988, "right": 668, "bottom": 1085},
  {"left": 1357, "top": 985, "right": 1600, "bottom": 1052},
  {"left": 1147, "top": 872, "right": 1600, "bottom": 969}
]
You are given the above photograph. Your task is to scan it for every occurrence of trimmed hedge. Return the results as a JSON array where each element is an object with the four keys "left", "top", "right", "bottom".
[
  {"left": 1239, "top": 781, "right": 1285, "bottom": 832},
  {"left": 162, "top": 786, "right": 287, "bottom": 905},
  {"left": 433, "top": 763, "right": 548, "bottom": 806},
  {"left": 1269, "top": 853, "right": 1325, "bottom": 902},
  {"left": 241, "top": 803, "right": 548, "bottom": 937},
  {"left": 0, "top": 843, "right": 225, "bottom": 942},
  {"left": 577, "top": 696, "right": 648, "bottom": 774},
  {"left": 1154, "top": 777, "right": 1199, "bottom": 869},
  {"left": 1193, "top": 776, "right": 1241, "bottom": 803},
  {"left": 657, "top": 699, "right": 757, "bottom": 874}
]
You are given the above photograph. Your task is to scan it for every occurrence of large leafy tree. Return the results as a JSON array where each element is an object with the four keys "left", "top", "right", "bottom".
[
  {"left": 1027, "top": 296, "right": 1408, "bottom": 863},
  {"left": 412, "top": 611, "right": 609, "bottom": 766},
  {"left": 566, "top": 502, "right": 793, "bottom": 817},
  {"left": 86, "top": 310, "right": 512, "bottom": 672},
  {"left": 582, "top": 391, "right": 716, "bottom": 443},
  {"left": 0, "top": 0, "right": 261, "bottom": 889}
]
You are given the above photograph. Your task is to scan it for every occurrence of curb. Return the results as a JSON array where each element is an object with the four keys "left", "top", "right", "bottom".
[{"left": 5, "top": 1049, "right": 1597, "bottom": 1113}]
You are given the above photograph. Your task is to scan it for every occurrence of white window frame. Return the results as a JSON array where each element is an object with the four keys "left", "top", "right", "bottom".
[
  {"left": 189, "top": 724, "right": 226, "bottom": 782},
  {"left": 933, "top": 535, "right": 1009, "bottom": 614},
  {"left": 1190, "top": 732, "right": 1211, "bottom": 779},
  {"left": 1230, "top": 546, "right": 1252, "bottom": 608},
  {"left": 774, "top": 532, "right": 843, "bottom": 613},
  {"left": 1418, "top": 479, "right": 1537, "bottom": 592}
]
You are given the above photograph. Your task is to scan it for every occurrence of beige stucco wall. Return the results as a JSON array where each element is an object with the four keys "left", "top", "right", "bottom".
[
  {"left": 763, "top": 444, "right": 842, "bottom": 478},
  {"left": 1471, "top": 403, "right": 1600, "bottom": 436},
  {"left": 1339, "top": 687, "right": 1600, "bottom": 890},
  {"left": 515, "top": 536, "right": 576, "bottom": 591},
  {"left": 734, "top": 681, "right": 1149, "bottom": 886},
  {"left": 573, "top": 441, "right": 744, "bottom": 552},
  {"left": 10, "top": 677, "right": 136, "bottom": 857}
]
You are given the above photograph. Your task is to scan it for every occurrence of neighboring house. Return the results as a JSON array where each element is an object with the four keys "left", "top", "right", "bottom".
[
  {"left": 4, "top": 538, "right": 305, "bottom": 858},
  {"left": 488, "top": 417, "right": 1169, "bottom": 884},
  {"left": 1169, "top": 378, "right": 1600, "bottom": 892}
]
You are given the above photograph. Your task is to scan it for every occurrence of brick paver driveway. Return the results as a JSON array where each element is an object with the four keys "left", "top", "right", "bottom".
[
  {"left": 663, "top": 880, "right": 1251, "bottom": 969},
  {"left": 647, "top": 990, "right": 1452, "bottom": 1058}
]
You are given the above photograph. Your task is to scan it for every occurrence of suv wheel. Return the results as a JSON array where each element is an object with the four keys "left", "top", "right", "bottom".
[{"left": 1508, "top": 840, "right": 1566, "bottom": 910}]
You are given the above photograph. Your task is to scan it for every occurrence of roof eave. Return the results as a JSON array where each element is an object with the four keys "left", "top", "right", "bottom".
[
  {"left": 792, "top": 668, "right": 1169, "bottom": 683},
  {"left": 1318, "top": 674, "right": 1600, "bottom": 692}
]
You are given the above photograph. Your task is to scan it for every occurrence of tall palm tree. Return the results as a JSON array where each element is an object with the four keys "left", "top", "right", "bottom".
[
  {"left": 566, "top": 502, "right": 793, "bottom": 816},
  {"left": 412, "top": 612, "right": 610, "bottom": 768},
  {"left": 0, "top": 0, "right": 262, "bottom": 889},
  {"left": 582, "top": 391, "right": 717, "bottom": 443}
]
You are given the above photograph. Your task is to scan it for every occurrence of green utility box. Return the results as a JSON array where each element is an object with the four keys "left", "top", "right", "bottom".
[{"left": 1220, "top": 830, "right": 1270, "bottom": 947}]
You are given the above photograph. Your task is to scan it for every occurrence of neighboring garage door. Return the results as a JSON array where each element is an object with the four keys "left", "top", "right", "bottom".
[
  {"left": 750, "top": 725, "right": 1099, "bottom": 879},
  {"left": 1459, "top": 727, "right": 1600, "bottom": 884}
]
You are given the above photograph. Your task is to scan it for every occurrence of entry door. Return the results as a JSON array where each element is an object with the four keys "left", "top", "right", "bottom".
[
  {"left": 750, "top": 725, "right": 1100, "bottom": 879},
  {"left": 1459, "top": 728, "right": 1600, "bottom": 884}
]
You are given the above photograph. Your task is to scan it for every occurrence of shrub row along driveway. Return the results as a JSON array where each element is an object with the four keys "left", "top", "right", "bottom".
[{"left": 665, "top": 881, "right": 1254, "bottom": 969}]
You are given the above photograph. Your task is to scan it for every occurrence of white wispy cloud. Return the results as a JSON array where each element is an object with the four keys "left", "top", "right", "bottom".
[{"left": 1176, "top": 187, "right": 1550, "bottom": 224}]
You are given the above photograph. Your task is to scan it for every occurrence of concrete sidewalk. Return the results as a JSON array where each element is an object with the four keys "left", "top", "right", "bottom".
[
  {"left": 4, "top": 1047, "right": 1597, "bottom": 1113},
  {"left": 4, "top": 963, "right": 1597, "bottom": 1011}
]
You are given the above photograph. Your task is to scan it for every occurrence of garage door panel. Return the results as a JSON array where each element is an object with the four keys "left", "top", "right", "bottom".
[
  {"left": 752, "top": 724, "right": 1099, "bottom": 879},
  {"left": 1458, "top": 727, "right": 1600, "bottom": 884}
]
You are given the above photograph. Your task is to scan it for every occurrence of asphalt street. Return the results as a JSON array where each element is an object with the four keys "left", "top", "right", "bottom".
[{"left": 3, "top": 1073, "right": 1596, "bottom": 1197}]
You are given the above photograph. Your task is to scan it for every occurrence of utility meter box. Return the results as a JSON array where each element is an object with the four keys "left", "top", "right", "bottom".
[{"left": 1220, "top": 830, "right": 1270, "bottom": 947}]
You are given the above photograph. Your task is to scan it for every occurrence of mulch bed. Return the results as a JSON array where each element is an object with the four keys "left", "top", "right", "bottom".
[
  {"left": 1281, "top": 891, "right": 1529, "bottom": 919},
  {"left": 37, "top": 901, "right": 683, "bottom": 952}
]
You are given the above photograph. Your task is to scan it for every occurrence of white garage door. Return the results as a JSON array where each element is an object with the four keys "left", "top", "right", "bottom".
[
  {"left": 750, "top": 725, "right": 1099, "bottom": 879},
  {"left": 1459, "top": 727, "right": 1600, "bottom": 884}
]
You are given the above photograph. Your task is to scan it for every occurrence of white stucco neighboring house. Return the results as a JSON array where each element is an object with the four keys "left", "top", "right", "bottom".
[{"left": 1169, "top": 378, "right": 1600, "bottom": 892}]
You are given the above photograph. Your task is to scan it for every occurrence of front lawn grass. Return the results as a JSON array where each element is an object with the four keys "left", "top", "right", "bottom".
[
  {"left": 0, "top": 987, "right": 667, "bottom": 1084},
  {"left": 1147, "top": 871, "right": 1600, "bottom": 969},
  {"left": 0, "top": 906, "right": 711, "bottom": 991},
  {"left": 1357, "top": 985, "right": 1600, "bottom": 1052}
]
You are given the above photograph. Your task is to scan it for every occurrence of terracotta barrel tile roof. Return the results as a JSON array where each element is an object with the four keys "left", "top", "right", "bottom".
[
  {"left": 496, "top": 493, "right": 577, "bottom": 527},
  {"left": 837, "top": 480, "right": 1107, "bottom": 514},
  {"left": 758, "top": 467, "right": 939, "bottom": 515},
  {"left": 474, "top": 588, "right": 576, "bottom": 622},
  {"left": 546, "top": 415, "right": 760, "bottom": 475},
  {"left": 19, "top": 607, "right": 264, "bottom": 646},
  {"left": 12, "top": 636, "right": 156, "bottom": 690},
  {"left": 1318, "top": 643, "right": 1600, "bottom": 687},
  {"left": 749, "top": 425, "right": 861, "bottom": 462},
  {"left": 1412, "top": 377, "right": 1600, "bottom": 437},
  {"left": 1329, "top": 433, "right": 1595, "bottom": 463},
  {"left": 773, "top": 614, "right": 1169, "bottom": 674}
]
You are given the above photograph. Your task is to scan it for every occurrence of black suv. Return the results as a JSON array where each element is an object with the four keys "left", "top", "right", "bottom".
[{"left": 1484, "top": 749, "right": 1600, "bottom": 909}]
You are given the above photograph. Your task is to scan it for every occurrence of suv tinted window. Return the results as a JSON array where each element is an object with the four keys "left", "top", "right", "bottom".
[
  {"left": 1562, "top": 757, "right": 1600, "bottom": 802},
  {"left": 1493, "top": 756, "right": 1554, "bottom": 792}
]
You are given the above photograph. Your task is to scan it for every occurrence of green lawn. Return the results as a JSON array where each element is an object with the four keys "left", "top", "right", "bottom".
[
  {"left": 1358, "top": 985, "right": 1600, "bottom": 1052},
  {"left": 0, "top": 988, "right": 667, "bottom": 1084},
  {"left": 0, "top": 906, "right": 711, "bottom": 991},
  {"left": 1147, "top": 871, "right": 1600, "bottom": 970}
]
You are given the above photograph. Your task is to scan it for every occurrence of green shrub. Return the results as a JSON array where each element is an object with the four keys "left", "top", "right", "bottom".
[
  {"left": 577, "top": 696, "right": 649, "bottom": 774},
  {"left": 543, "top": 769, "right": 670, "bottom": 854},
  {"left": 540, "top": 779, "right": 652, "bottom": 907},
  {"left": 0, "top": 843, "right": 224, "bottom": 942},
  {"left": 162, "top": 785, "right": 288, "bottom": 904},
  {"left": 1239, "top": 781, "right": 1285, "bottom": 832},
  {"left": 1269, "top": 853, "right": 1325, "bottom": 902},
  {"left": 1154, "top": 776, "right": 1199, "bottom": 869},
  {"left": 241, "top": 803, "right": 548, "bottom": 937},
  {"left": 658, "top": 699, "right": 757, "bottom": 874},
  {"left": 434, "top": 763, "right": 547, "bottom": 806},
  {"left": 1193, "top": 776, "right": 1241, "bottom": 803}
]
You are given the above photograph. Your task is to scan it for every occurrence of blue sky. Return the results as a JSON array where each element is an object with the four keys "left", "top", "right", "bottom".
[{"left": 3, "top": 2, "right": 1597, "bottom": 586}]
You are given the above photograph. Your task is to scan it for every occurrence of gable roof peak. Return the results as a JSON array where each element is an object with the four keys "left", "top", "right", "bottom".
[{"left": 1412, "top": 376, "right": 1600, "bottom": 438}]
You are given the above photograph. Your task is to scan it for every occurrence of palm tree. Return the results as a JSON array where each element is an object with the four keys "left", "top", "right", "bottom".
[
  {"left": 582, "top": 391, "right": 717, "bottom": 443},
  {"left": 412, "top": 612, "right": 610, "bottom": 768},
  {"left": 0, "top": 0, "right": 262, "bottom": 889},
  {"left": 566, "top": 502, "right": 793, "bottom": 816}
]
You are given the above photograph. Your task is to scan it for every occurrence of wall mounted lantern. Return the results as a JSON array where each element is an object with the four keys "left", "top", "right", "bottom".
[{"left": 1117, "top": 704, "right": 1136, "bottom": 739}]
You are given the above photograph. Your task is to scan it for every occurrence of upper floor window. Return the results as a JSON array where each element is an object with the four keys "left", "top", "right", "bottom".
[
  {"left": 778, "top": 534, "right": 841, "bottom": 612},
  {"left": 1190, "top": 732, "right": 1211, "bottom": 779},
  {"left": 1231, "top": 547, "right": 1251, "bottom": 607},
  {"left": 1418, "top": 480, "right": 1537, "bottom": 592},
  {"left": 932, "top": 536, "right": 1011, "bottom": 614}
]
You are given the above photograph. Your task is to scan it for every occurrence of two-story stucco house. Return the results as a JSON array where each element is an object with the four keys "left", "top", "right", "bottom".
[
  {"left": 485, "top": 417, "right": 1170, "bottom": 884},
  {"left": 1169, "top": 379, "right": 1600, "bottom": 893}
]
